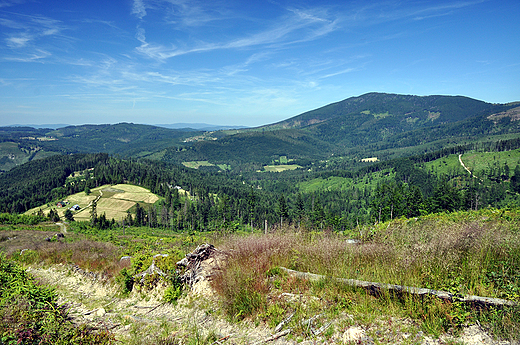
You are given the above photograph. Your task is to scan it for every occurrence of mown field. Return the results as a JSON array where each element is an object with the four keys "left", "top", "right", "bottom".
[
  {"left": 262, "top": 164, "right": 302, "bottom": 172},
  {"left": 25, "top": 184, "right": 161, "bottom": 221}
]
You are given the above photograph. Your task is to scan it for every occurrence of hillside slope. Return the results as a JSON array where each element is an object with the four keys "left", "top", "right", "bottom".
[{"left": 163, "top": 93, "right": 519, "bottom": 167}]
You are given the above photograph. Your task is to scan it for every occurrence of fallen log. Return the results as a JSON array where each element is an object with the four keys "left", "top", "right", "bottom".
[
  {"left": 278, "top": 267, "right": 517, "bottom": 308},
  {"left": 250, "top": 329, "right": 291, "bottom": 345}
]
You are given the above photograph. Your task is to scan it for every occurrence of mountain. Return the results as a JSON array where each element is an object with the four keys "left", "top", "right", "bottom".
[
  {"left": 162, "top": 93, "right": 519, "bottom": 168},
  {"left": 6, "top": 124, "right": 69, "bottom": 129},
  {"left": 0, "top": 123, "right": 202, "bottom": 172},
  {"left": 1, "top": 93, "right": 519, "bottom": 173},
  {"left": 258, "top": 93, "right": 513, "bottom": 147},
  {"left": 155, "top": 123, "right": 249, "bottom": 131}
]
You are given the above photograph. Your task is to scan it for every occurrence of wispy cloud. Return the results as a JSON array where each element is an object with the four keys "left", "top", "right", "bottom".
[
  {"left": 132, "top": 0, "right": 146, "bottom": 19},
  {"left": 4, "top": 49, "right": 51, "bottom": 61},
  {"left": 0, "top": 11, "right": 65, "bottom": 51},
  {"left": 134, "top": 5, "right": 340, "bottom": 61},
  {"left": 411, "top": 0, "right": 486, "bottom": 20},
  {"left": 6, "top": 33, "right": 30, "bottom": 47},
  {"left": 0, "top": 0, "right": 25, "bottom": 8},
  {"left": 319, "top": 67, "right": 356, "bottom": 79}
]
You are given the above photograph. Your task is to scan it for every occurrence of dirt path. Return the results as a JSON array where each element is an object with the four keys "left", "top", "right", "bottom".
[
  {"left": 25, "top": 264, "right": 510, "bottom": 345},
  {"left": 55, "top": 222, "right": 67, "bottom": 233},
  {"left": 85, "top": 188, "right": 103, "bottom": 209},
  {"left": 26, "top": 265, "right": 290, "bottom": 345},
  {"left": 459, "top": 154, "right": 483, "bottom": 183},
  {"left": 459, "top": 154, "right": 473, "bottom": 175}
]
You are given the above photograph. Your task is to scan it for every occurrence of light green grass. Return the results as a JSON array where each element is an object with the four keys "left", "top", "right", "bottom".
[
  {"left": 182, "top": 161, "right": 215, "bottom": 169},
  {"left": 424, "top": 149, "right": 520, "bottom": 176},
  {"left": 423, "top": 154, "right": 463, "bottom": 175},
  {"left": 298, "top": 169, "right": 395, "bottom": 193},
  {"left": 262, "top": 164, "right": 301, "bottom": 172},
  {"left": 459, "top": 149, "right": 520, "bottom": 175}
]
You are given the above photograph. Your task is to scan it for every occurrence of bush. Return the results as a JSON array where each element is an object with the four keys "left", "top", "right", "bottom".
[
  {"left": 0, "top": 254, "right": 114, "bottom": 344},
  {"left": 117, "top": 268, "right": 134, "bottom": 294}
]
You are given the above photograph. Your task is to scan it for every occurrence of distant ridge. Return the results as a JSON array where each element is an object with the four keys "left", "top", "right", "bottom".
[
  {"left": 155, "top": 123, "right": 249, "bottom": 131},
  {"left": 7, "top": 124, "right": 69, "bottom": 130}
]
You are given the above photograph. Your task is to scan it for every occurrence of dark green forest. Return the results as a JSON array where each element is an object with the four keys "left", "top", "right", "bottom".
[
  {"left": 2, "top": 141, "right": 520, "bottom": 233},
  {"left": 2, "top": 93, "right": 520, "bottom": 232}
]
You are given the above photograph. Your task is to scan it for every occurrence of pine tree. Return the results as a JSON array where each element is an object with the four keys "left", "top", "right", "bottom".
[
  {"left": 64, "top": 209, "right": 74, "bottom": 222},
  {"left": 277, "top": 194, "right": 289, "bottom": 227}
]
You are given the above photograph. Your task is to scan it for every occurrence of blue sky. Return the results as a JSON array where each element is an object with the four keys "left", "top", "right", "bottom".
[{"left": 1, "top": 0, "right": 519, "bottom": 127}]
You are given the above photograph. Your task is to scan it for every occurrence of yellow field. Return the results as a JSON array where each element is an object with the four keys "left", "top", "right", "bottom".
[
  {"left": 182, "top": 160, "right": 215, "bottom": 169},
  {"left": 25, "top": 184, "right": 160, "bottom": 221},
  {"left": 111, "top": 184, "right": 159, "bottom": 204},
  {"left": 261, "top": 164, "right": 302, "bottom": 172}
]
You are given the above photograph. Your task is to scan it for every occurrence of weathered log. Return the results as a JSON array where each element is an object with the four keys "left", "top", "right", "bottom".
[
  {"left": 250, "top": 329, "right": 291, "bottom": 345},
  {"left": 274, "top": 312, "right": 294, "bottom": 333},
  {"left": 278, "top": 267, "right": 517, "bottom": 308}
]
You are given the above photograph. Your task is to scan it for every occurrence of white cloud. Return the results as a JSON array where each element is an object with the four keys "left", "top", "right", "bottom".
[
  {"left": 4, "top": 49, "right": 51, "bottom": 62},
  {"left": 134, "top": 5, "right": 341, "bottom": 61},
  {"left": 319, "top": 68, "right": 356, "bottom": 79},
  {"left": 6, "top": 34, "right": 31, "bottom": 47},
  {"left": 132, "top": 0, "right": 147, "bottom": 19},
  {"left": 0, "top": 0, "right": 25, "bottom": 8}
]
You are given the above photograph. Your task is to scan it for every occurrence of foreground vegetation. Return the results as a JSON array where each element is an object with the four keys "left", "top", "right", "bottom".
[
  {"left": 213, "top": 209, "right": 520, "bottom": 340},
  {"left": 1, "top": 208, "right": 520, "bottom": 343},
  {"left": 0, "top": 254, "right": 114, "bottom": 344}
]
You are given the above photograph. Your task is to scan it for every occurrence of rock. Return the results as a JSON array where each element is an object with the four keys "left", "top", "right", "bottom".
[
  {"left": 134, "top": 261, "right": 166, "bottom": 284},
  {"left": 96, "top": 307, "right": 106, "bottom": 317},
  {"left": 343, "top": 326, "right": 365, "bottom": 342},
  {"left": 176, "top": 257, "right": 188, "bottom": 267},
  {"left": 459, "top": 324, "right": 495, "bottom": 344}
]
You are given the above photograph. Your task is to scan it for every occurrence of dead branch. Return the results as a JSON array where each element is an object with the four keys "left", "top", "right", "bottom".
[
  {"left": 250, "top": 329, "right": 291, "bottom": 345},
  {"left": 278, "top": 267, "right": 517, "bottom": 308}
]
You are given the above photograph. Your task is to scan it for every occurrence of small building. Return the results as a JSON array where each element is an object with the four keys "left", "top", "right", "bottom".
[{"left": 70, "top": 204, "right": 80, "bottom": 211}]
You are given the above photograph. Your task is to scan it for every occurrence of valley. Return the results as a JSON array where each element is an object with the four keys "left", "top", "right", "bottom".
[{"left": 2, "top": 92, "right": 520, "bottom": 344}]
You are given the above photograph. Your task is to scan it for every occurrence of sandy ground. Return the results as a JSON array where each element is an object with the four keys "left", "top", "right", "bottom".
[{"left": 25, "top": 262, "right": 518, "bottom": 345}]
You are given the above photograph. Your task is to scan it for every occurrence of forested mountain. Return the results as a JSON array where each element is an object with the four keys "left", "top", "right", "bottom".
[
  {"left": 41, "top": 123, "right": 201, "bottom": 156},
  {"left": 263, "top": 93, "right": 499, "bottom": 131},
  {"left": 161, "top": 93, "right": 520, "bottom": 168},
  {"left": 0, "top": 123, "right": 201, "bottom": 172},
  {"left": 162, "top": 129, "right": 331, "bottom": 167},
  {"left": 1, "top": 93, "right": 519, "bottom": 174}
]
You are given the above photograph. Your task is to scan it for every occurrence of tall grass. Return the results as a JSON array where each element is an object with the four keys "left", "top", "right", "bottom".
[{"left": 211, "top": 210, "right": 520, "bottom": 339}]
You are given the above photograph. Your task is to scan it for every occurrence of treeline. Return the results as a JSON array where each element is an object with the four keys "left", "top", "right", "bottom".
[{"left": 3, "top": 149, "right": 520, "bottom": 233}]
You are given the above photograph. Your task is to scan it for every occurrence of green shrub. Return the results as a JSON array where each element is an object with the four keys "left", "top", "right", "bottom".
[
  {"left": 0, "top": 254, "right": 114, "bottom": 344},
  {"left": 116, "top": 268, "right": 134, "bottom": 294},
  {"left": 163, "top": 285, "right": 182, "bottom": 304}
]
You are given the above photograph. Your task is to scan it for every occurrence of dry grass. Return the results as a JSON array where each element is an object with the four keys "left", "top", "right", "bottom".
[
  {"left": 211, "top": 214, "right": 520, "bottom": 339},
  {"left": 1, "top": 229, "right": 123, "bottom": 278}
]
